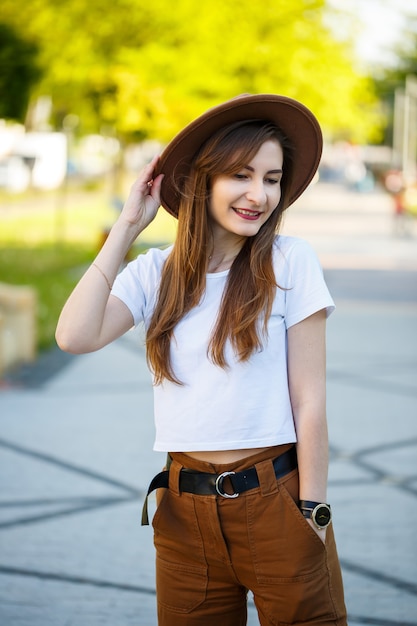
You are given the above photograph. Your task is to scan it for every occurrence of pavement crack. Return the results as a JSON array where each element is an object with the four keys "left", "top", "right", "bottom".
[
  {"left": 340, "top": 558, "right": 417, "bottom": 596},
  {"left": 0, "top": 495, "right": 139, "bottom": 529},
  {"left": 347, "top": 615, "right": 417, "bottom": 626},
  {"left": 0, "top": 564, "right": 156, "bottom": 596},
  {"left": 0, "top": 437, "right": 141, "bottom": 495}
]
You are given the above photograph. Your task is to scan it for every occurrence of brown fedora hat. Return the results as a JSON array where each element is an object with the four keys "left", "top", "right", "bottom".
[{"left": 156, "top": 93, "right": 322, "bottom": 218}]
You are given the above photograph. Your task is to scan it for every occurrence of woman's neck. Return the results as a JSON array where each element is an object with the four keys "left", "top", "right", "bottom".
[
  {"left": 207, "top": 236, "right": 245, "bottom": 273},
  {"left": 207, "top": 251, "right": 239, "bottom": 273}
]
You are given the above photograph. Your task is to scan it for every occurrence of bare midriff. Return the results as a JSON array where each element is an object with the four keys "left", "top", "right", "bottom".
[{"left": 184, "top": 447, "right": 269, "bottom": 464}]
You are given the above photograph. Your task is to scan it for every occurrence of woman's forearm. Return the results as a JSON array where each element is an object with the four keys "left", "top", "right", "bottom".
[{"left": 295, "top": 408, "right": 329, "bottom": 503}]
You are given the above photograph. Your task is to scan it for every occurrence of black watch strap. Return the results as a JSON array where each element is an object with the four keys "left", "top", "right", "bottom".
[{"left": 299, "top": 500, "right": 330, "bottom": 510}]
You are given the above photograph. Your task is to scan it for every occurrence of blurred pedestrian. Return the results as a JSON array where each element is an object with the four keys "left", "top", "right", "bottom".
[
  {"left": 56, "top": 94, "right": 347, "bottom": 625},
  {"left": 384, "top": 169, "right": 411, "bottom": 237}
]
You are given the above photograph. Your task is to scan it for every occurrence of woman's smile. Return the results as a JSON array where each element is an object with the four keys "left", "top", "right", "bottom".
[{"left": 232, "top": 207, "right": 263, "bottom": 219}]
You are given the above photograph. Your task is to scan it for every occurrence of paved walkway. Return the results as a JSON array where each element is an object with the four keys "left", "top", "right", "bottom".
[{"left": 1, "top": 183, "right": 417, "bottom": 625}]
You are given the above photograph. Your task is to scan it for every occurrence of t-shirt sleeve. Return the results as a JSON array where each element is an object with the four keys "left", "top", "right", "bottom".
[
  {"left": 110, "top": 261, "right": 146, "bottom": 327},
  {"left": 279, "top": 238, "right": 335, "bottom": 329}
]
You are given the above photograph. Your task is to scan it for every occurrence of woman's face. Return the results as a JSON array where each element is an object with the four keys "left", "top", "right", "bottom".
[{"left": 208, "top": 139, "right": 283, "bottom": 241}]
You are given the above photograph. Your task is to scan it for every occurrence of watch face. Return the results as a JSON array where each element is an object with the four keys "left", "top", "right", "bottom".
[{"left": 313, "top": 504, "right": 331, "bottom": 528}]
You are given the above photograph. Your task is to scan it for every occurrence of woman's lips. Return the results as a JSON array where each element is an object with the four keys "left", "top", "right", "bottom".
[{"left": 233, "top": 208, "right": 261, "bottom": 220}]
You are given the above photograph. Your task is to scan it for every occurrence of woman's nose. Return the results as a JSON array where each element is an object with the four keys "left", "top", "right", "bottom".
[{"left": 246, "top": 179, "right": 267, "bottom": 205}]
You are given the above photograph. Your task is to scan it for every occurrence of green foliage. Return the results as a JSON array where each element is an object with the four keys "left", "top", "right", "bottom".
[
  {"left": 0, "top": 184, "right": 175, "bottom": 350},
  {"left": 0, "top": 22, "right": 42, "bottom": 121},
  {"left": 0, "top": 243, "right": 95, "bottom": 350},
  {"left": 0, "top": 0, "right": 382, "bottom": 142},
  {"left": 0, "top": 188, "right": 109, "bottom": 350}
]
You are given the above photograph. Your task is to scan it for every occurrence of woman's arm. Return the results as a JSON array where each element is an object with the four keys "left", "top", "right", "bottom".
[
  {"left": 55, "top": 155, "right": 163, "bottom": 354},
  {"left": 287, "top": 308, "right": 329, "bottom": 541}
]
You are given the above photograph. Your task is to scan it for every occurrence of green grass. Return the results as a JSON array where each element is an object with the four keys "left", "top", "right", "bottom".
[
  {"left": 0, "top": 187, "right": 176, "bottom": 353},
  {"left": 0, "top": 243, "right": 96, "bottom": 351}
]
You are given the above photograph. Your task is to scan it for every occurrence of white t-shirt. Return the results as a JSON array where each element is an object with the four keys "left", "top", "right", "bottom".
[{"left": 111, "top": 235, "right": 334, "bottom": 452}]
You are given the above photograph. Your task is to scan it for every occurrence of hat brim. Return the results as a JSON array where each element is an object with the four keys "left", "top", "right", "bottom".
[{"left": 156, "top": 94, "right": 322, "bottom": 218}]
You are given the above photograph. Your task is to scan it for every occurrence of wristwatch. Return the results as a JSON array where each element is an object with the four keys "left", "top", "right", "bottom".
[{"left": 299, "top": 500, "right": 332, "bottom": 530}]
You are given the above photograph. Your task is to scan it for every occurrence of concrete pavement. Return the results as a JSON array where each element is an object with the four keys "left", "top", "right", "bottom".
[{"left": 1, "top": 182, "right": 416, "bottom": 625}]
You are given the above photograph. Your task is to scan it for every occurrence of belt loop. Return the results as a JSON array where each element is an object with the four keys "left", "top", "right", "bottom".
[
  {"left": 168, "top": 459, "right": 183, "bottom": 496},
  {"left": 256, "top": 458, "right": 279, "bottom": 496}
]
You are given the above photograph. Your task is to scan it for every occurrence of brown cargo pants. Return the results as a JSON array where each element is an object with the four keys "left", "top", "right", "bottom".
[{"left": 152, "top": 444, "right": 347, "bottom": 625}]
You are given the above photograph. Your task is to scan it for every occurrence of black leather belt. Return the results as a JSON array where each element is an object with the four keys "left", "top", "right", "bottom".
[{"left": 141, "top": 446, "right": 297, "bottom": 525}]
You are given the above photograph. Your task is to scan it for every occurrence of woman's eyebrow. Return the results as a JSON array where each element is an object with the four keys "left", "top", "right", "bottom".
[{"left": 244, "top": 165, "right": 283, "bottom": 174}]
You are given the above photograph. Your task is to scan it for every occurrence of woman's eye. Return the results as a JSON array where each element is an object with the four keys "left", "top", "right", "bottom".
[{"left": 234, "top": 173, "right": 248, "bottom": 180}]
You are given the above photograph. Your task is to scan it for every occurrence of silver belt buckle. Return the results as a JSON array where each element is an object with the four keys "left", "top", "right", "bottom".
[{"left": 215, "top": 471, "right": 239, "bottom": 498}]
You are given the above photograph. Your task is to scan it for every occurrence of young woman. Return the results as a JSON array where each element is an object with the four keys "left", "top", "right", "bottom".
[{"left": 56, "top": 94, "right": 347, "bottom": 625}]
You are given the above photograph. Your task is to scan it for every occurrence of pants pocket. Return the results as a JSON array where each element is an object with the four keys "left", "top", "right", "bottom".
[
  {"left": 246, "top": 473, "right": 342, "bottom": 624},
  {"left": 153, "top": 490, "right": 208, "bottom": 614},
  {"left": 247, "top": 474, "right": 326, "bottom": 584},
  {"left": 156, "top": 556, "right": 207, "bottom": 613}
]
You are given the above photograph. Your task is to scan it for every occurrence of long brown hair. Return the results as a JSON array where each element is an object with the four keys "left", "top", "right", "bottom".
[{"left": 146, "top": 120, "right": 294, "bottom": 384}]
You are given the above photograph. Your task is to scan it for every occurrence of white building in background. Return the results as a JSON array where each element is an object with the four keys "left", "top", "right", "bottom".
[{"left": 0, "top": 123, "right": 67, "bottom": 193}]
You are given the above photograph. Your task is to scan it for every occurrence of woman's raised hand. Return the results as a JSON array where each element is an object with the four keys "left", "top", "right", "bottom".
[{"left": 118, "top": 154, "right": 164, "bottom": 234}]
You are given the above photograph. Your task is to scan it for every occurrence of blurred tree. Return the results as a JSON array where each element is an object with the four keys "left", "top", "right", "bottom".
[
  {"left": 0, "top": 23, "right": 42, "bottom": 122},
  {"left": 374, "top": 13, "right": 417, "bottom": 146},
  {"left": 0, "top": 0, "right": 381, "bottom": 142}
]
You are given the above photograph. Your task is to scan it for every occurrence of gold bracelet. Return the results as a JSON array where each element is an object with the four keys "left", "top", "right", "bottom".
[{"left": 92, "top": 263, "right": 112, "bottom": 291}]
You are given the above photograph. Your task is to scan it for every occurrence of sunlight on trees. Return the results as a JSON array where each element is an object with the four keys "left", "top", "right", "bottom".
[{"left": 0, "top": 0, "right": 383, "bottom": 143}]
